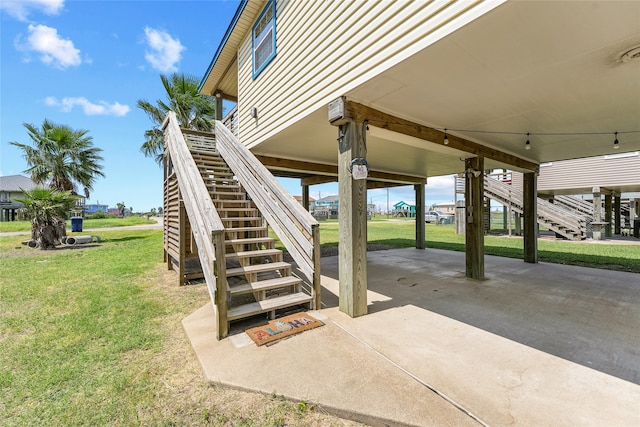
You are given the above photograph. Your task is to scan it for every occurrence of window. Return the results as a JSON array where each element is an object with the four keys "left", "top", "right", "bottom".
[{"left": 252, "top": 0, "right": 276, "bottom": 79}]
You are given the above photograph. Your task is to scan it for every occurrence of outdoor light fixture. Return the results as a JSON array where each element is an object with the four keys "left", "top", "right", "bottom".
[
  {"left": 215, "top": 91, "right": 222, "bottom": 99},
  {"left": 465, "top": 168, "right": 482, "bottom": 178},
  {"left": 443, "top": 128, "right": 449, "bottom": 145},
  {"left": 614, "top": 132, "right": 620, "bottom": 149},
  {"left": 525, "top": 132, "right": 531, "bottom": 150}
]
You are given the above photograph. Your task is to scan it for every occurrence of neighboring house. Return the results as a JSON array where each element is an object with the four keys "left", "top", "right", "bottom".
[
  {"left": 314, "top": 195, "right": 339, "bottom": 219},
  {"left": 393, "top": 201, "right": 415, "bottom": 218},
  {"left": 198, "top": 1, "right": 640, "bottom": 315},
  {"left": 293, "top": 195, "right": 315, "bottom": 211},
  {"left": 0, "top": 175, "right": 37, "bottom": 222},
  {"left": 432, "top": 202, "right": 455, "bottom": 215},
  {"left": 85, "top": 203, "right": 109, "bottom": 214}
]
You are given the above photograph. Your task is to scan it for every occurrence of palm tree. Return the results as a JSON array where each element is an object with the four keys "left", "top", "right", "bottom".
[
  {"left": 14, "top": 187, "right": 77, "bottom": 249},
  {"left": 10, "top": 119, "right": 105, "bottom": 198},
  {"left": 137, "top": 73, "right": 216, "bottom": 163}
]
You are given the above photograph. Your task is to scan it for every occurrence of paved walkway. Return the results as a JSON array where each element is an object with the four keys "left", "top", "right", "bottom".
[
  {"left": 184, "top": 248, "right": 640, "bottom": 426},
  {"left": 0, "top": 217, "right": 163, "bottom": 237}
]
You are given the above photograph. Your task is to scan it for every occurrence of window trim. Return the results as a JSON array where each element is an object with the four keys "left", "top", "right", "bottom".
[{"left": 252, "top": 0, "right": 276, "bottom": 79}]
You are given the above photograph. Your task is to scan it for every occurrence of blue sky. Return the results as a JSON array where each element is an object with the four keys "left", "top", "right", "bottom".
[{"left": 0, "top": 0, "right": 454, "bottom": 212}]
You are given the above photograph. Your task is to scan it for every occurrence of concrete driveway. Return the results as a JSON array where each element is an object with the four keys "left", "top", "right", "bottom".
[{"left": 184, "top": 247, "right": 640, "bottom": 426}]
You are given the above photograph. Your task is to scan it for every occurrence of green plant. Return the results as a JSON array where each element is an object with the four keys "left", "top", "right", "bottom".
[{"left": 13, "top": 187, "right": 76, "bottom": 249}]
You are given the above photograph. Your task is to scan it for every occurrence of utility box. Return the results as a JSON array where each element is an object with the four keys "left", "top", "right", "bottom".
[{"left": 71, "top": 217, "right": 83, "bottom": 232}]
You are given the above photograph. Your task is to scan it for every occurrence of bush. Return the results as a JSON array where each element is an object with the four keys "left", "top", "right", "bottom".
[{"left": 85, "top": 212, "right": 117, "bottom": 220}]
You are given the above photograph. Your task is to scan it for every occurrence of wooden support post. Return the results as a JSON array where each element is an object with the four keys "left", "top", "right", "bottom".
[
  {"left": 302, "top": 183, "right": 310, "bottom": 212},
  {"left": 465, "top": 157, "right": 484, "bottom": 279},
  {"left": 523, "top": 172, "right": 538, "bottom": 263},
  {"left": 214, "top": 92, "right": 223, "bottom": 120},
  {"left": 605, "top": 194, "right": 612, "bottom": 237},
  {"left": 515, "top": 213, "right": 522, "bottom": 235},
  {"left": 614, "top": 194, "right": 621, "bottom": 235},
  {"left": 179, "top": 201, "right": 187, "bottom": 285},
  {"left": 213, "top": 231, "right": 228, "bottom": 340},
  {"left": 592, "top": 187, "right": 603, "bottom": 240},
  {"left": 415, "top": 181, "right": 426, "bottom": 249},
  {"left": 337, "top": 121, "right": 368, "bottom": 317}
]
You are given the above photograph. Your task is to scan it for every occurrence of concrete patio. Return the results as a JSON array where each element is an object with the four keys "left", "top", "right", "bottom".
[{"left": 183, "top": 248, "right": 640, "bottom": 426}]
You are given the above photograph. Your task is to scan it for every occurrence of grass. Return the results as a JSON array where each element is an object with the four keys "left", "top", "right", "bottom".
[
  {"left": 314, "top": 220, "right": 640, "bottom": 273},
  {"left": 2, "top": 221, "right": 637, "bottom": 425},
  {"left": 0, "top": 216, "right": 156, "bottom": 233},
  {"left": 0, "top": 229, "right": 360, "bottom": 426}
]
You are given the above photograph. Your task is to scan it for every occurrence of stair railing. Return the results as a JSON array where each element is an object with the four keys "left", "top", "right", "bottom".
[
  {"left": 214, "top": 121, "right": 321, "bottom": 309},
  {"left": 163, "top": 111, "right": 229, "bottom": 338},
  {"left": 484, "top": 176, "right": 586, "bottom": 239}
]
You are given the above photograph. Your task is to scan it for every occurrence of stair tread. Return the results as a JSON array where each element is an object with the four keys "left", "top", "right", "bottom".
[
  {"left": 221, "top": 217, "right": 262, "bottom": 222},
  {"left": 226, "top": 237, "right": 274, "bottom": 246},
  {"left": 226, "top": 261, "right": 290, "bottom": 276},
  {"left": 230, "top": 276, "right": 302, "bottom": 295},
  {"left": 226, "top": 226, "right": 268, "bottom": 232},
  {"left": 227, "top": 292, "right": 312, "bottom": 321},
  {"left": 226, "top": 248, "right": 282, "bottom": 259}
]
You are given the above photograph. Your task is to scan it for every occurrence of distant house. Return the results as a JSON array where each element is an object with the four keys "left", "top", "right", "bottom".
[
  {"left": 85, "top": 203, "right": 109, "bottom": 214},
  {"left": 314, "top": 195, "right": 339, "bottom": 219},
  {"left": 394, "top": 201, "right": 416, "bottom": 218},
  {"left": 432, "top": 202, "right": 455, "bottom": 215},
  {"left": 0, "top": 175, "right": 37, "bottom": 222},
  {"left": 294, "top": 195, "right": 316, "bottom": 211}
]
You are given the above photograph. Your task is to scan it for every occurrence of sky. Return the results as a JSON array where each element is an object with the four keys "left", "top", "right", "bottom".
[{"left": 0, "top": 0, "right": 455, "bottom": 213}]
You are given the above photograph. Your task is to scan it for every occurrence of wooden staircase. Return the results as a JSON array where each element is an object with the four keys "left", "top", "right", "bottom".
[
  {"left": 162, "top": 113, "right": 320, "bottom": 339},
  {"left": 484, "top": 176, "right": 587, "bottom": 240}
]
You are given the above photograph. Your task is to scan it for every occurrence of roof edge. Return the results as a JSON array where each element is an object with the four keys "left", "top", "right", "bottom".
[{"left": 198, "top": 0, "right": 249, "bottom": 94}]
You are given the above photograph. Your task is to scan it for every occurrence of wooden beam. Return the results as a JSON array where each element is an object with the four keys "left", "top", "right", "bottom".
[
  {"left": 523, "top": 172, "right": 538, "bottom": 263},
  {"left": 301, "top": 176, "right": 336, "bottom": 186},
  {"left": 343, "top": 99, "right": 539, "bottom": 172},
  {"left": 256, "top": 155, "right": 424, "bottom": 185},
  {"left": 338, "top": 121, "right": 368, "bottom": 318},
  {"left": 465, "top": 157, "right": 485, "bottom": 279},
  {"left": 415, "top": 181, "right": 426, "bottom": 249}
]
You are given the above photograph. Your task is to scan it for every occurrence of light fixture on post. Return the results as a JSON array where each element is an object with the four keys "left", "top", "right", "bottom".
[
  {"left": 215, "top": 91, "right": 222, "bottom": 99},
  {"left": 525, "top": 132, "right": 531, "bottom": 150},
  {"left": 614, "top": 131, "right": 619, "bottom": 149},
  {"left": 443, "top": 128, "right": 449, "bottom": 145},
  {"left": 465, "top": 168, "right": 482, "bottom": 178}
]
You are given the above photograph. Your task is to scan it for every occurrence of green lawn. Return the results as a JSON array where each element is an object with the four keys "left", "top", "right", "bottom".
[
  {"left": 313, "top": 220, "right": 640, "bottom": 273},
  {"left": 2, "top": 221, "right": 638, "bottom": 425},
  {"left": 0, "top": 216, "right": 156, "bottom": 233},
  {"left": 0, "top": 229, "right": 352, "bottom": 426}
]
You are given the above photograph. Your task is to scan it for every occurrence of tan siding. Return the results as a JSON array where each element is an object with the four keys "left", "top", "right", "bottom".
[
  {"left": 509, "top": 154, "right": 640, "bottom": 193},
  {"left": 235, "top": 0, "right": 498, "bottom": 148},
  {"left": 538, "top": 154, "right": 640, "bottom": 191}
]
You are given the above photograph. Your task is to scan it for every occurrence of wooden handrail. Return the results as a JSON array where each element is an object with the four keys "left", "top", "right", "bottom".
[
  {"left": 214, "top": 120, "right": 321, "bottom": 309},
  {"left": 162, "top": 112, "right": 228, "bottom": 337},
  {"left": 484, "top": 176, "right": 586, "bottom": 238}
]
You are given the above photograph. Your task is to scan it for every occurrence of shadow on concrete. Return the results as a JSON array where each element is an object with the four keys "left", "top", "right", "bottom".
[{"left": 320, "top": 248, "right": 640, "bottom": 385}]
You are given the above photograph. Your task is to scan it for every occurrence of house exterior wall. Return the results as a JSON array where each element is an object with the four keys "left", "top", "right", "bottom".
[
  {"left": 235, "top": 0, "right": 502, "bottom": 148},
  {"left": 508, "top": 152, "right": 640, "bottom": 194}
]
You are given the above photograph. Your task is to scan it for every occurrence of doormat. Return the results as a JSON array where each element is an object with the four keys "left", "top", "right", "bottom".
[{"left": 246, "top": 313, "right": 324, "bottom": 346}]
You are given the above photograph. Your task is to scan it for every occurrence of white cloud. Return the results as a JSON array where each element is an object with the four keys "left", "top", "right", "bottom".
[
  {"left": 143, "top": 27, "right": 185, "bottom": 72},
  {"left": 45, "top": 96, "right": 130, "bottom": 116},
  {"left": 16, "top": 24, "right": 81, "bottom": 68},
  {"left": 0, "top": 0, "right": 64, "bottom": 22}
]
